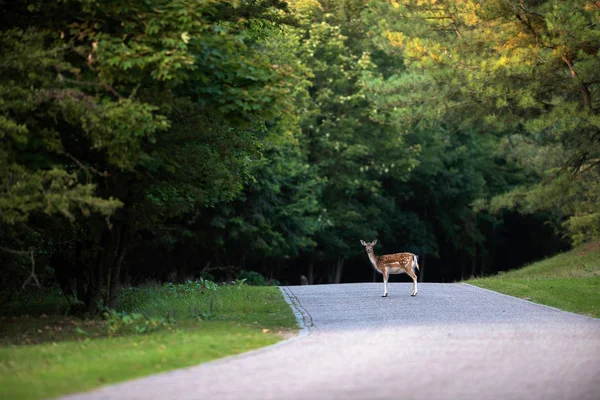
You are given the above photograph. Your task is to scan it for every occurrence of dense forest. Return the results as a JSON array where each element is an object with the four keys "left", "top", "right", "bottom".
[{"left": 1, "top": 0, "right": 598, "bottom": 312}]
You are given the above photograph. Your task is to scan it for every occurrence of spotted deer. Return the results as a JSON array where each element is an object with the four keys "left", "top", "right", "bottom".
[{"left": 360, "top": 240, "right": 419, "bottom": 297}]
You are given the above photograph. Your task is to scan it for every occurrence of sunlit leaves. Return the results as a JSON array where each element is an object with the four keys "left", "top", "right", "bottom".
[
  {"left": 374, "top": 0, "right": 600, "bottom": 244},
  {"left": 0, "top": 166, "right": 122, "bottom": 224}
]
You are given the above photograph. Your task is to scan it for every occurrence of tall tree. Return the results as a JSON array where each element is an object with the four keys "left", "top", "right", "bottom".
[
  {"left": 0, "top": 0, "right": 296, "bottom": 310},
  {"left": 289, "top": 0, "right": 424, "bottom": 283},
  {"left": 365, "top": 0, "right": 600, "bottom": 245}
]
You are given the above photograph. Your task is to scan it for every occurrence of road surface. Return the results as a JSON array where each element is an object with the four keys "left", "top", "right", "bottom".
[{"left": 65, "top": 283, "right": 600, "bottom": 400}]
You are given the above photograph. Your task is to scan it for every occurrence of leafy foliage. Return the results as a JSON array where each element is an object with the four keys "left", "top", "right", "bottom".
[
  {"left": 366, "top": 0, "right": 600, "bottom": 245},
  {"left": 102, "top": 308, "right": 170, "bottom": 337},
  {"left": 0, "top": 0, "right": 297, "bottom": 310},
  {"left": 1, "top": 0, "right": 597, "bottom": 308}
]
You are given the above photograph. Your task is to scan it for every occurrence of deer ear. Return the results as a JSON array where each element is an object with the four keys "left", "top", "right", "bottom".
[
  {"left": 372, "top": 239, "right": 377, "bottom": 246},
  {"left": 360, "top": 240, "right": 366, "bottom": 246}
]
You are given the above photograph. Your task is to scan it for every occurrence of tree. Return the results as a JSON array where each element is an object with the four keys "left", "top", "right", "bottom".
[
  {"left": 364, "top": 0, "right": 600, "bottom": 245},
  {"left": 287, "top": 0, "right": 426, "bottom": 283},
  {"left": 0, "top": 0, "right": 296, "bottom": 311}
]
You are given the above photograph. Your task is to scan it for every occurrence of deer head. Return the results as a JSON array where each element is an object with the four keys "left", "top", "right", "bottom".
[{"left": 360, "top": 239, "right": 377, "bottom": 256}]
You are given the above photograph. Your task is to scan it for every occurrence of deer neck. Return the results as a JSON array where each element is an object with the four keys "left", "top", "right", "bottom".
[{"left": 367, "top": 252, "right": 379, "bottom": 269}]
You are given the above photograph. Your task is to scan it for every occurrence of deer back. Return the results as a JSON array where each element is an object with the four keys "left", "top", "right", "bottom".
[{"left": 377, "top": 253, "right": 414, "bottom": 270}]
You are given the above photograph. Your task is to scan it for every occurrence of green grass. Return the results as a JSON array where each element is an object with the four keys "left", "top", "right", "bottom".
[
  {"left": 0, "top": 284, "right": 297, "bottom": 400},
  {"left": 469, "top": 241, "right": 600, "bottom": 318}
]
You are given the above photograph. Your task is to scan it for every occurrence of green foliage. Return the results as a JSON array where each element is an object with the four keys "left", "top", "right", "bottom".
[
  {"left": 0, "top": 0, "right": 295, "bottom": 218},
  {"left": 102, "top": 308, "right": 170, "bottom": 337},
  {"left": 119, "top": 279, "right": 217, "bottom": 318},
  {"left": 0, "top": 0, "right": 299, "bottom": 310},
  {"left": 365, "top": 0, "right": 600, "bottom": 245},
  {"left": 191, "top": 25, "right": 324, "bottom": 279},
  {"left": 239, "top": 270, "right": 267, "bottom": 286},
  {"left": 290, "top": 0, "right": 422, "bottom": 264},
  {"left": 483, "top": 169, "right": 600, "bottom": 245},
  {"left": 234, "top": 278, "right": 248, "bottom": 288},
  {"left": 2, "top": 0, "right": 595, "bottom": 297},
  {"left": 0, "top": 167, "right": 122, "bottom": 225},
  {"left": 236, "top": 270, "right": 280, "bottom": 286}
]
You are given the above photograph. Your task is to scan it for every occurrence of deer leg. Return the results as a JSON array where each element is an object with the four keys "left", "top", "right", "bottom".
[
  {"left": 382, "top": 269, "right": 389, "bottom": 297},
  {"left": 406, "top": 268, "right": 418, "bottom": 296}
]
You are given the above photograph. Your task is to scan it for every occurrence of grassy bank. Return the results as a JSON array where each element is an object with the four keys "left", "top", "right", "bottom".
[
  {"left": 0, "top": 282, "right": 296, "bottom": 400},
  {"left": 469, "top": 241, "right": 600, "bottom": 318}
]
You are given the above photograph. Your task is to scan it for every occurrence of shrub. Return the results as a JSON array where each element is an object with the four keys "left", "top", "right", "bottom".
[
  {"left": 238, "top": 270, "right": 267, "bottom": 286},
  {"left": 102, "top": 308, "right": 170, "bottom": 337},
  {"left": 237, "top": 270, "right": 280, "bottom": 286}
]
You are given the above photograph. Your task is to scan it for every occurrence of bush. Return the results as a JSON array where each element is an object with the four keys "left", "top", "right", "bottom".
[
  {"left": 102, "top": 308, "right": 171, "bottom": 337},
  {"left": 237, "top": 270, "right": 280, "bottom": 286},
  {"left": 238, "top": 270, "right": 266, "bottom": 286}
]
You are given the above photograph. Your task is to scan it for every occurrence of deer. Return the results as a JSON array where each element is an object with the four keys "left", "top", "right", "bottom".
[{"left": 360, "top": 239, "right": 419, "bottom": 297}]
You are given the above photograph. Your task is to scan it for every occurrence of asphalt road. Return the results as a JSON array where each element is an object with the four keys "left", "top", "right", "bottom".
[{"left": 64, "top": 283, "right": 600, "bottom": 400}]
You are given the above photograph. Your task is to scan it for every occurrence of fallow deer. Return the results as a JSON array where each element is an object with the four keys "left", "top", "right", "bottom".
[{"left": 360, "top": 239, "right": 419, "bottom": 297}]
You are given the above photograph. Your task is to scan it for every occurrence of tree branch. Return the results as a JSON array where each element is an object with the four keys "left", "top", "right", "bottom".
[
  {"left": 0, "top": 246, "right": 41, "bottom": 289},
  {"left": 561, "top": 55, "right": 592, "bottom": 110},
  {"left": 517, "top": 4, "right": 545, "bottom": 19},
  {"left": 62, "top": 151, "right": 109, "bottom": 182},
  {"left": 515, "top": 13, "right": 539, "bottom": 45},
  {"left": 55, "top": 64, "right": 123, "bottom": 99},
  {"left": 0, "top": 245, "right": 29, "bottom": 256}
]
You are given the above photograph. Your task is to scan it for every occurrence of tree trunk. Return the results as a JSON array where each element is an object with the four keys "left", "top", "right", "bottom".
[
  {"left": 332, "top": 257, "right": 344, "bottom": 284},
  {"left": 167, "top": 250, "right": 177, "bottom": 282},
  {"left": 481, "top": 253, "right": 488, "bottom": 277},
  {"left": 471, "top": 216, "right": 477, "bottom": 279},
  {"left": 178, "top": 246, "right": 189, "bottom": 281},
  {"left": 419, "top": 202, "right": 428, "bottom": 282},
  {"left": 419, "top": 253, "right": 426, "bottom": 282},
  {"left": 55, "top": 174, "right": 135, "bottom": 315},
  {"left": 562, "top": 56, "right": 592, "bottom": 110},
  {"left": 103, "top": 222, "right": 123, "bottom": 308},
  {"left": 471, "top": 246, "right": 477, "bottom": 279},
  {"left": 86, "top": 252, "right": 104, "bottom": 314},
  {"left": 107, "top": 215, "right": 132, "bottom": 309},
  {"left": 460, "top": 253, "right": 467, "bottom": 281}
]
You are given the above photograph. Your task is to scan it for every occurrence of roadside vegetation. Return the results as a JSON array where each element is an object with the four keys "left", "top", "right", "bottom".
[
  {"left": 1, "top": 0, "right": 598, "bottom": 396},
  {"left": 469, "top": 241, "right": 600, "bottom": 318},
  {"left": 0, "top": 280, "right": 296, "bottom": 400}
]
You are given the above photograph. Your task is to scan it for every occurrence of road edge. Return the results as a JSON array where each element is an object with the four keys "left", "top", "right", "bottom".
[
  {"left": 461, "top": 282, "right": 599, "bottom": 321},
  {"left": 279, "top": 286, "right": 313, "bottom": 336},
  {"left": 60, "top": 286, "right": 312, "bottom": 400}
]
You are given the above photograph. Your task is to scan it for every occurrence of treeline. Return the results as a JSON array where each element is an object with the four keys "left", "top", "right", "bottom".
[{"left": 1, "top": 0, "right": 598, "bottom": 312}]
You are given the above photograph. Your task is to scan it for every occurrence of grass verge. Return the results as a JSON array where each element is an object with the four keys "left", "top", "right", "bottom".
[
  {"left": 0, "top": 284, "right": 297, "bottom": 400},
  {"left": 469, "top": 241, "right": 600, "bottom": 318}
]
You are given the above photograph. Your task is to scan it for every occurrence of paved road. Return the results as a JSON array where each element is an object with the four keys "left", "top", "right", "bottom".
[{"left": 65, "top": 283, "right": 600, "bottom": 400}]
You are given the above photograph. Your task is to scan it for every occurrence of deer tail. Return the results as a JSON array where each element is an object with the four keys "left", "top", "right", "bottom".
[{"left": 413, "top": 254, "right": 420, "bottom": 271}]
